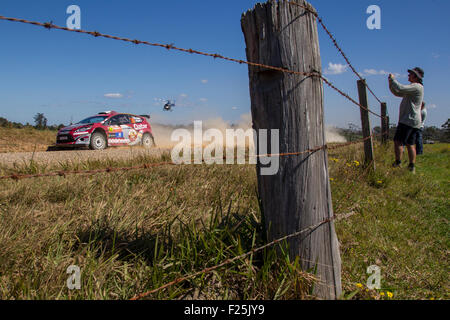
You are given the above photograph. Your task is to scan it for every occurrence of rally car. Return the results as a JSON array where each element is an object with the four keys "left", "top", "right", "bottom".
[{"left": 55, "top": 111, "right": 155, "bottom": 150}]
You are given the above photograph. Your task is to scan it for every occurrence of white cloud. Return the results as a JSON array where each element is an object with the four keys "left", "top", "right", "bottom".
[
  {"left": 432, "top": 53, "right": 440, "bottom": 59},
  {"left": 104, "top": 93, "right": 123, "bottom": 99},
  {"left": 231, "top": 106, "right": 238, "bottom": 110},
  {"left": 201, "top": 79, "right": 208, "bottom": 84},
  {"left": 180, "top": 93, "right": 188, "bottom": 98},
  {"left": 362, "top": 69, "right": 401, "bottom": 78},
  {"left": 364, "top": 69, "right": 380, "bottom": 76},
  {"left": 427, "top": 104, "right": 437, "bottom": 109},
  {"left": 323, "top": 63, "right": 348, "bottom": 75},
  {"left": 199, "top": 98, "right": 208, "bottom": 102}
]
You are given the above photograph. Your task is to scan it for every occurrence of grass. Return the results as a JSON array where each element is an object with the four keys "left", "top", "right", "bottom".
[
  {"left": 329, "top": 142, "right": 449, "bottom": 300},
  {"left": 0, "top": 127, "right": 57, "bottom": 153},
  {"left": 0, "top": 141, "right": 448, "bottom": 300}
]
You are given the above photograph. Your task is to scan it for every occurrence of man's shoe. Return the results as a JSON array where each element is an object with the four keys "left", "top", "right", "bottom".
[{"left": 408, "top": 163, "right": 416, "bottom": 174}]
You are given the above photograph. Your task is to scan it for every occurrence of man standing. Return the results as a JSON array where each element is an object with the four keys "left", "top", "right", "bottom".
[
  {"left": 388, "top": 67, "right": 424, "bottom": 173},
  {"left": 416, "top": 102, "right": 427, "bottom": 155}
]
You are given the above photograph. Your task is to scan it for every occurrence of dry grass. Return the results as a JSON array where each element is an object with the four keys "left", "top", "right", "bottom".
[
  {"left": 0, "top": 140, "right": 448, "bottom": 300},
  {"left": 0, "top": 127, "right": 56, "bottom": 153}
]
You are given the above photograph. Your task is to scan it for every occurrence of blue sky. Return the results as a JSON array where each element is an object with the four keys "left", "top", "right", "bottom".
[{"left": 0, "top": 0, "right": 449, "bottom": 128}]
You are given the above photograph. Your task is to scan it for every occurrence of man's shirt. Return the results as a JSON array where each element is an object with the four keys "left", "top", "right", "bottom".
[{"left": 389, "top": 79, "right": 424, "bottom": 129}]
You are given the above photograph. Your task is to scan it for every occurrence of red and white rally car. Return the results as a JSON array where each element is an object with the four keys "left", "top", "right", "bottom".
[{"left": 56, "top": 111, "right": 155, "bottom": 150}]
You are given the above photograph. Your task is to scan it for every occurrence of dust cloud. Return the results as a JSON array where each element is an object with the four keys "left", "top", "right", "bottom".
[{"left": 150, "top": 113, "right": 346, "bottom": 148}]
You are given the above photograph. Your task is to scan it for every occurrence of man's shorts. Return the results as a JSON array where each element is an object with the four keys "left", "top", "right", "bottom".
[{"left": 394, "top": 123, "right": 419, "bottom": 146}]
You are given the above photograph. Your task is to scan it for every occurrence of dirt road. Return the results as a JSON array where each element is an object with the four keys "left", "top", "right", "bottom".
[{"left": 0, "top": 147, "right": 170, "bottom": 168}]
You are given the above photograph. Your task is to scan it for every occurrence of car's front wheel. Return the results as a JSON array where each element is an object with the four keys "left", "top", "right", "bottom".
[
  {"left": 142, "top": 133, "right": 155, "bottom": 148},
  {"left": 90, "top": 132, "right": 107, "bottom": 150}
]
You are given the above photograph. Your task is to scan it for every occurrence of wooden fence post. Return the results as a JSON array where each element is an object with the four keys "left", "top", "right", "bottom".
[
  {"left": 241, "top": 0, "right": 342, "bottom": 299},
  {"left": 357, "top": 79, "right": 375, "bottom": 169},
  {"left": 381, "top": 102, "right": 388, "bottom": 144}
]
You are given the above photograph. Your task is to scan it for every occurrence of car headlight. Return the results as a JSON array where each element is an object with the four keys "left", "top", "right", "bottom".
[{"left": 74, "top": 126, "right": 92, "bottom": 133}]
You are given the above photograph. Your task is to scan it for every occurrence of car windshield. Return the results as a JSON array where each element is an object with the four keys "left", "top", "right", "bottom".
[{"left": 78, "top": 116, "right": 108, "bottom": 124}]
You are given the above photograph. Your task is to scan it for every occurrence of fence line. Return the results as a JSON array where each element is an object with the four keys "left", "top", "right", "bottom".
[
  {"left": 0, "top": 14, "right": 386, "bottom": 121},
  {"left": 0, "top": 129, "right": 388, "bottom": 181},
  {"left": 129, "top": 157, "right": 377, "bottom": 300},
  {"left": 0, "top": 2, "right": 393, "bottom": 299}
]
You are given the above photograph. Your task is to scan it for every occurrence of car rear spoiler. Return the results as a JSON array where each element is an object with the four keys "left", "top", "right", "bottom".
[{"left": 140, "top": 114, "right": 151, "bottom": 119}]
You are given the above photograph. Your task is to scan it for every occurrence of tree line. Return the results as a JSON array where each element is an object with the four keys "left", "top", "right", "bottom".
[
  {"left": 0, "top": 113, "right": 449, "bottom": 143},
  {"left": 336, "top": 120, "right": 450, "bottom": 143},
  {"left": 0, "top": 113, "right": 65, "bottom": 131}
]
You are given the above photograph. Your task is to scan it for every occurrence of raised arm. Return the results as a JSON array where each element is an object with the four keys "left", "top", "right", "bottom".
[{"left": 389, "top": 78, "right": 421, "bottom": 97}]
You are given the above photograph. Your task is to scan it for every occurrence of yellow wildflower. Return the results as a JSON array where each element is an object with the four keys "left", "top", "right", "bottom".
[
  {"left": 380, "top": 292, "right": 385, "bottom": 296},
  {"left": 387, "top": 291, "right": 393, "bottom": 298},
  {"left": 353, "top": 160, "right": 360, "bottom": 166},
  {"left": 377, "top": 180, "right": 382, "bottom": 184},
  {"left": 356, "top": 283, "right": 363, "bottom": 289},
  {"left": 330, "top": 178, "right": 334, "bottom": 181}
]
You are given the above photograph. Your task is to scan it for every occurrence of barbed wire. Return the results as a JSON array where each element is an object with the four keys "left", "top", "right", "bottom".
[
  {"left": 0, "top": 129, "right": 388, "bottom": 181},
  {"left": 287, "top": 1, "right": 384, "bottom": 105},
  {"left": 0, "top": 4, "right": 395, "bottom": 300},
  {"left": 129, "top": 209, "right": 357, "bottom": 300},
  {"left": 0, "top": 14, "right": 386, "bottom": 120}
]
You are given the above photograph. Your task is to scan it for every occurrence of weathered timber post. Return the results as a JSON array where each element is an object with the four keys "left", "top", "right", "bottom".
[
  {"left": 381, "top": 102, "right": 388, "bottom": 144},
  {"left": 241, "top": 0, "right": 342, "bottom": 299},
  {"left": 357, "top": 79, "right": 375, "bottom": 169}
]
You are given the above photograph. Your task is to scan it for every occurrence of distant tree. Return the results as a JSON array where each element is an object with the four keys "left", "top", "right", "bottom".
[
  {"left": 342, "top": 123, "right": 362, "bottom": 141},
  {"left": 0, "top": 117, "right": 9, "bottom": 127},
  {"left": 33, "top": 113, "right": 48, "bottom": 130},
  {"left": 423, "top": 126, "right": 441, "bottom": 141},
  {"left": 442, "top": 119, "right": 450, "bottom": 142}
]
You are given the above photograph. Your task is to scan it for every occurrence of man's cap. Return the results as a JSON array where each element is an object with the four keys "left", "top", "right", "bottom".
[{"left": 408, "top": 67, "right": 424, "bottom": 80}]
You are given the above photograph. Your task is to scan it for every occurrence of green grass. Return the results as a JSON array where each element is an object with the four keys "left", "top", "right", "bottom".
[
  {"left": 0, "top": 142, "right": 448, "bottom": 300},
  {"left": 329, "top": 143, "right": 449, "bottom": 300}
]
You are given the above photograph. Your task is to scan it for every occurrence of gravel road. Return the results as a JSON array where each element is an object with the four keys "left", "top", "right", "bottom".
[{"left": 0, "top": 147, "right": 171, "bottom": 168}]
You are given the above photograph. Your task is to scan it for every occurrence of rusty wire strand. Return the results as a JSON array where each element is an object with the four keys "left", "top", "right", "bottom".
[
  {"left": 287, "top": 1, "right": 384, "bottom": 105},
  {"left": 0, "top": 130, "right": 387, "bottom": 181},
  {"left": 0, "top": 14, "right": 385, "bottom": 120},
  {"left": 129, "top": 210, "right": 357, "bottom": 300},
  {"left": 0, "top": 9, "right": 392, "bottom": 299}
]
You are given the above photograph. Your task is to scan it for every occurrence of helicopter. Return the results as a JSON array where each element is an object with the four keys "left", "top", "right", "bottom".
[{"left": 163, "top": 100, "right": 176, "bottom": 112}]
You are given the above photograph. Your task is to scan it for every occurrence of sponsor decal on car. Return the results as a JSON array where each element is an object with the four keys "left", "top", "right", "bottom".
[
  {"left": 128, "top": 129, "right": 138, "bottom": 142},
  {"left": 108, "top": 126, "right": 122, "bottom": 133},
  {"left": 109, "top": 138, "right": 130, "bottom": 144},
  {"left": 134, "top": 124, "right": 148, "bottom": 131},
  {"left": 109, "top": 132, "right": 124, "bottom": 139}
]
